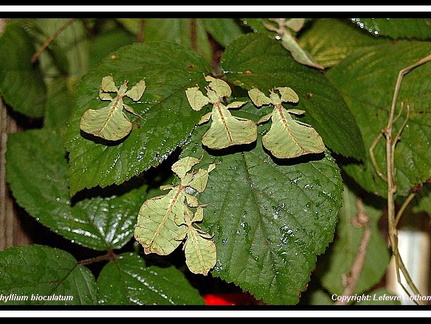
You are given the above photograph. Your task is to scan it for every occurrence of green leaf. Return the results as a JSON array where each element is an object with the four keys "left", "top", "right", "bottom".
[
  {"left": 181, "top": 128, "right": 344, "bottom": 305},
  {"left": 116, "top": 18, "right": 213, "bottom": 62},
  {"left": 88, "top": 27, "right": 135, "bottom": 68},
  {"left": 202, "top": 18, "right": 244, "bottom": 47},
  {"left": 350, "top": 18, "right": 431, "bottom": 40},
  {"left": 44, "top": 76, "right": 77, "bottom": 127},
  {"left": 317, "top": 185, "right": 390, "bottom": 296},
  {"left": 298, "top": 18, "right": 388, "bottom": 68},
  {"left": 0, "top": 245, "right": 96, "bottom": 305},
  {"left": 6, "top": 127, "right": 147, "bottom": 250},
  {"left": 327, "top": 41, "right": 431, "bottom": 197},
  {"left": 97, "top": 253, "right": 205, "bottom": 305},
  {"left": 221, "top": 32, "right": 365, "bottom": 161},
  {"left": 0, "top": 21, "right": 46, "bottom": 117},
  {"left": 65, "top": 41, "right": 211, "bottom": 195}
]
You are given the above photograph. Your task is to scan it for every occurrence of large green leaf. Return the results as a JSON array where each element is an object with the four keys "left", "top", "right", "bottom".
[
  {"left": 0, "top": 245, "right": 97, "bottom": 305},
  {"left": 202, "top": 18, "right": 245, "bottom": 47},
  {"left": 0, "top": 21, "right": 46, "bottom": 117},
  {"left": 220, "top": 32, "right": 365, "bottom": 161},
  {"left": 298, "top": 18, "right": 388, "bottom": 68},
  {"left": 116, "top": 18, "right": 213, "bottom": 62},
  {"left": 327, "top": 41, "right": 431, "bottom": 197},
  {"left": 65, "top": 41, "right": 211, "bottom": 195},
  {"left": 350, "top": 18, "right": 431, "bottom": 40},
  {"left": 318, "top": 185, "right": 390, "bottom": 296},
  {"left": 181, "top": 127, "right": 344, "bottom": 305},
  {"left": 97, "top": 253, "right": 205, "bottom": 305},
  {"left": 6, "top": 127, "right": 147, "bottom": 251}
]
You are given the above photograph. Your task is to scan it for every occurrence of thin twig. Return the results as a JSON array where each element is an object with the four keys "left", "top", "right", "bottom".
[
  {"left": 381, "top": 54, "right": 431, "bottom": 305},
  {"left": 78, "top": 250, "right": 117, "bottom": 266},
  {"left": 31, "top": 18, "right": 76, "bottom": 64},
  {"left": 335, "top": 198, "right": 371, "bottom": 305}
]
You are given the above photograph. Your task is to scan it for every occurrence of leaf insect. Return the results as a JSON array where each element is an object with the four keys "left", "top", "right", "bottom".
[
  {"left": 248, "top": 86, "right": 325, "bottom": 159},
  {"left": 186, "top": 75, "right": 257, "bottom": 150},
  {"left": 175, "top": 206, "right": 216, "bottom": 276},
  {"left": 134, "top": 156, "right": 216, "bottom": 256},
  {"left": 80, "top": 75, "right": 146, "bottom": 141}
]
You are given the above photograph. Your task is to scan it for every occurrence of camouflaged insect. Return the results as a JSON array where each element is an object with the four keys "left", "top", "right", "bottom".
[
  {"left": 80, "top": 75, "right": 145, "bottom": 141},
  {"left": 186, "top": 76, "right": 257, "bottom": 150},
  {"left": 248, "top": 86, "right": 325, "bottom": 159}
]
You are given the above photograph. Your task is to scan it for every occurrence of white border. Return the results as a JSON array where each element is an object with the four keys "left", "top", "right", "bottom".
[{"left": 0, "top": 5, "right": 431, "bottom": 13}]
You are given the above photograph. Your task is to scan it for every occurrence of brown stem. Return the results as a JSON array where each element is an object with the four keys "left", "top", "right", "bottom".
[
  {"left": 78, "top": 250, "right": 117, "bottom": 266},
  {"left": 31, "top": 18, "right": 76, "bottom": 64},
  {"left": 335, "top": 198, "right": 371, "bottom": 305}
]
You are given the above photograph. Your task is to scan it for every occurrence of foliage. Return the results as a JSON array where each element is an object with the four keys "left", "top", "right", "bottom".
[{"left": 2, "top": 16, "right": 431, "bottom": 306}]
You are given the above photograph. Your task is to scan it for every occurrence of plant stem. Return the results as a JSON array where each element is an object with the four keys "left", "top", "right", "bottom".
[{"left": 31, "top": 18, "right": 76, "bottom": 64}]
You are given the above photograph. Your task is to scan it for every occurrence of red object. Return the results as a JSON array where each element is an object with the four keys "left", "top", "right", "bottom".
[{"left": 203, "top": 293, "right": 257, "bottom": 305}]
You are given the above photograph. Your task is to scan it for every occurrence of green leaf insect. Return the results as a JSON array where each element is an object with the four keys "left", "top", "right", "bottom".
[
  {"left": 186, "top": 75, "right": 257, "bottom": 150},
  {"left": 175, "top": 206, "right": 216, "bottom": 276},
  {"left": 248, "top": 86, "right": 326, "bottom": 159},
  {"left": 134, "top": 156, "right": 215, "bottom": 256},
  {"left": 80, "top": 75, "right": 145, "bottom": 141}
]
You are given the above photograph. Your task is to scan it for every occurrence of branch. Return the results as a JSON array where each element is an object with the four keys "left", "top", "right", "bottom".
[
  {"left": 31, "top": 18, "right": 76, "bottom": 64},
  {"left": 335, "top": 197, "right": 371, "bottom": 305}
]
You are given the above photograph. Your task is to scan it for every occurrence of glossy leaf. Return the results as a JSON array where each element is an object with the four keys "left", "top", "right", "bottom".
[
  {"left": 327, "top": 41, "right": 431, "bottom": 197},
  {"left": 181, "top": 127, "right": 344, "bottom": 304},
  {"left": 5, "top": 127, "right": 147, "bottom": 250},
  {"left": 0, "top": 245, "right": 96, "bottom": 305},
  {"left": 80, "top": 75, "right": 146, "bottom": 141},
  {"left": 97, "top": 253, "right": 205, "bottom": 305},
  {"left": 249, "top": 87, "right": 325, "bottom": 159},
  {"left": 221, "top": 32, "right": 365, "bottom": 161},
  {"left": 350, "top": 18, "right": 431, "bottom": 40},
  {"left": 65, "top": 41, "right": 211, "bottom": 195},
  {"left": 0, "top": 21, "right": 46, "bottom": 117}
]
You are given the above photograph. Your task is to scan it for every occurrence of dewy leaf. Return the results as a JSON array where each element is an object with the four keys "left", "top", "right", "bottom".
[
  {"left": 97, "top": 253, "right": 204, "bottom": 305},
  {"left": 6, "top": 127, "right": 147, "bottom": 251},
  {"left": 80, "top": 75, "right": 146, "bottom": 141},
  {"left": 221, "top": 32, "right": 365, "bottom": 161},
  {"left": 317, "top": 185, "right": 390, "bottom": 296},
  {"left": 0, "top": 21, "right": 46, "bottom": 117},
  {"left": 186, "top": 77, "right": 257, "bottom": 150},
  {"left": 327, "top": 41, "right": 431, "bottom": 197},
  {"left": 249, "top": 87, "right": 325, "bottom": 159},
  {"left": 350, "top": 18, "right": 431, "bottom": 40},
  {"left": 0, "top": 245, "right": 97, "bottom": 305},
  {"left": 298, "top": 18, "right": 388, "bottom": 68},
  {"left": 66, "top": 41, "right": 211, "bottom": 195},
  {"left": 178, "top": 207, "right": 217, "bottom": 276},
  {"left": 181, "top": 128, "right": 344, "bottom": 305}
]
